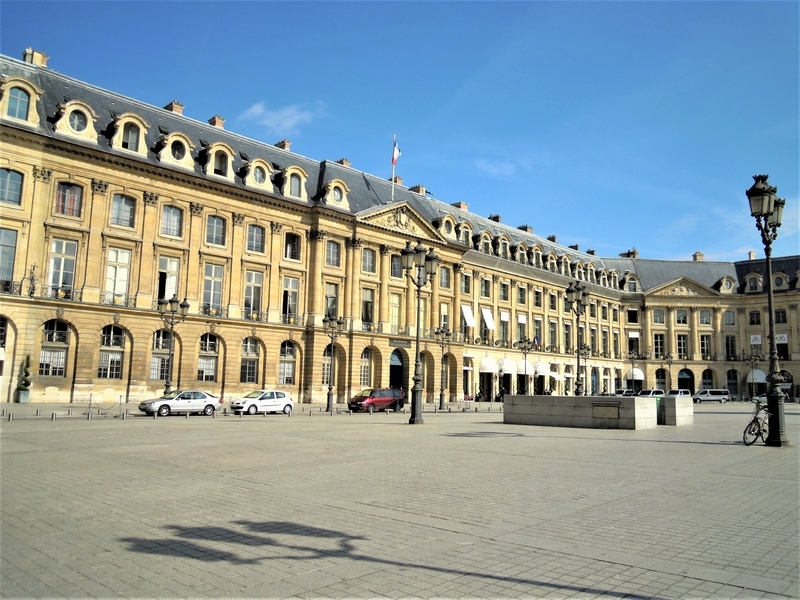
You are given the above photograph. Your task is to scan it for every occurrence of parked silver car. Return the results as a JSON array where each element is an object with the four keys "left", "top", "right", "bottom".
[
  {"left": 230, "top": 390, "right": 294, "bottom": 415},
  {"left": 138, "top": 390, "right": 222, "bottom": 417}
]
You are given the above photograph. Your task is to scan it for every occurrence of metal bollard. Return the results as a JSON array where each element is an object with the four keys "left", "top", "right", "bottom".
[
  {"left": 309, "top": 409, "right": 313, "bottom": 416},
  {"left": 7, "top": 413, "right": 13, "bottom": 421},
  {"left": 87, "top": 411, "right": 92, "bottom": 420},
  {"left": 475, "top": 407, "right": 478, "bottom": 412},
  {"left": 1, "top": 409, "right": 5, "bottom": 416},
  {"left": 51, "top": 412, "right": 57, "bottom": 421},
  {"left": 68, "top": 408, "right": 73, "bottom": 416},
  {"left": 212, "top": 410, "right": 216, "bottom": 419},
  {"left": 448, "top": 407, "right": 451, "bottom": 413},
  {"left": 36, "top": 409, "right": 41, "bottom": 416},
  {"left": 121, "top": 412, "right": 126, "bottom": 420},
  {"left": 186, "top": 412, "right": 189, "bottom": 419},
  {"left": 263, "top": 411, "right": 267, "bottom": 418},
  {"left": 239, "top": 411, "right": 243, "bottom": 418},
  {"left": 153, "top": 411, "right": 157, "bottom": 419},
  {"left": 98, "top": 408, "right": 103, "bottom": 415}
]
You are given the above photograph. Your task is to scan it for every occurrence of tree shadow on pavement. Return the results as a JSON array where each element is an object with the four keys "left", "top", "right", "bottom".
[{"left": 120, "top": 520, "right": 665, "bottom": 599}]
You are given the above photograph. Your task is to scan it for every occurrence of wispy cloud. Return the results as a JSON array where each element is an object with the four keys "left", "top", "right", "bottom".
[
  {"left": 237, "top": 101, "right": 325, "bottom": 135},
  {"left": 474, "top": 158, "right": 517, "bottom": 178}
]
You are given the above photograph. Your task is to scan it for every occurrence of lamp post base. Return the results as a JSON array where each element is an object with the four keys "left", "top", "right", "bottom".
[{"left": 765, "top": 394, "right": 790, "bottom": 447}]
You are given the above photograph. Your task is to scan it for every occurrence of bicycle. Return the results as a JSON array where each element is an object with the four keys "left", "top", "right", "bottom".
[{"left": 743, "top": 399, "right": 770, "bottom": 445}]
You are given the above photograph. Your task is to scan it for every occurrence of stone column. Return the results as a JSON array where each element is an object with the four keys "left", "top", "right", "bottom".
[
  {"left": 378, "top": 245, "right": 391, "bottom": 329},
  {"left": 266, "top": 222, "right": 283, "bottom": 324}
]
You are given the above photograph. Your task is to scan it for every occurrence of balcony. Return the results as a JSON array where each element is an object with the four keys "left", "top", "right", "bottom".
[
  {"left": 280, "top": 313, "right": 299, "bottom": 325},
  {"left": 100, "top": 334, "right": 125, "bottom": 348},
  {"left": 242, "top": 308, "right": 266, "bottom": 322},
  {"left": 100, "top": 292, "right": 132, "bottom": 307},
  {"left": 42, "top": 286, "right": 82, "bottom": 301},
  {"left": 201, "top": 304, "right": 228, "bottom": 318},
  {"left": 362, "top": 322, "right": 379, "bottom": 332},
  {"left": 42, "top": 330, "right": 70, "bottom": 344},
  {"left": 0, "top": 280, "right": 22, "bottom": 295},
  {"left": 390, "top": 324, "right": 411, "bottom": 336}
]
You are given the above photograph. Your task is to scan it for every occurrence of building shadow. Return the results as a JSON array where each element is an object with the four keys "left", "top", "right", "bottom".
[{"left": 120, "top": 520, "right": 664, "bottom": 599}]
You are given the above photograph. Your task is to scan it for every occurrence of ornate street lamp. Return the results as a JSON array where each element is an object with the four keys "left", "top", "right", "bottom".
[
  {"left": 518, "top": 337, "right": 535, "bottom": 394},
  {"left": 664, "top": 352, "right": 674, "bottom": 390},
  {"left": 157, "top": 294, "right": 190, "bottom": 395},
  {"left": 401, "top": 241, "right": 440, "bottom": 424},
  {"left": 627, "top": 350, "right": 638, "bottom": 393},
  {"left": 746, "top": 174, "right": 788, "bottom": 446},
  {"left": 322, "top": 315, "right": 347, "bottom": 413},
  {"left": 566, "top": 281, "right": 589, "bottom": 395},
  {"left": 747, "top": 353, "right": 762, "bottom": 400},
  {"left": 434, "top": 327, "right": 452, "bottom": 410}
]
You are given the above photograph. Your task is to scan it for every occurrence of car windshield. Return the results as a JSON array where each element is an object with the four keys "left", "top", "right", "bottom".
[
  {"left": 357, "top": 389, "right": 375, "bottom": 397},
  {"left": 160, "top": 391, "right": 180, "bottom": 399},
  {"left": 667, "top": 390, "right": 681, "bottom": 394},
  {"left": 243, "top": 391, "right": 263, "bottom": 398}
]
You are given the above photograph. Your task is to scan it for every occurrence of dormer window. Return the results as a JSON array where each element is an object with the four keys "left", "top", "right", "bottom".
[
  {"left": 213, "top": 151, "right": 228, "bottom": 176},
  {"left": 69, "top": 110, "right": 87, "bottom": 132},
  {"left": 54, "top": 100, "right": 99, "bottom": 143},
  {"left": 244, "top": 159, "right": 273, "bottom": 192},
  {"left": 747, "top": 276, "right": 761, "bottom": 292},
  {"left": 111, "top": 113, "right": 149, "bottom": 156},
  {"left": 0, "top": 77, "right": 43, "bottom": 126},
  {"left": 171, "top": 141, "right": 185, "bottom": 160},
  {"left": 333, "top": 186, "right": 342, "bottom": 202},
  {"left": 121, "top": 122, "right": 139, "bottom": 151},
  {"left": 253, "top": 166, "right": 266, "bottom": 184},
  {"left": 290, "top": 174, "right": 301, "bottom": 196},
  {"left": 158, "top": 133, "right": 195, "bottom": 170},
  {"left": 282, "top": 167, "right": 308, "bottom": 199},
  {"left": 627, "top": 279, "right": 637, "bottom": 292}
]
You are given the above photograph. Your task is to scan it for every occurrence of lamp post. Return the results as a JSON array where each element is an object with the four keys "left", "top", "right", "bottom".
[
  {"left": 627, "top": 350, "right": 638, "bottom": 394},
  {"left": 665, "top": 352, "right": 674, "bottom": 390},
  {"left": 401, "top": 241, "right": 440, "bottom": 424},
  {"left": 157, "top": 294, "right": 190, "bottom": 395},
  {"left": 518, "top": 337, "right": 535, "bottom": 394},
  {"left": 566, "top": 281, "right": 589, "bottom": 396},
  {"left": 746, "top": 174, "right": 788, "bottom": 446},
  {"left": 322, "top": 315, "right": 347, "bottom": 413},
  {"left": 747, "top": 354, "right": 761, "bottom": 400},
  {"left": 434, "top": 327, "right": 451, "bottom": 410}
]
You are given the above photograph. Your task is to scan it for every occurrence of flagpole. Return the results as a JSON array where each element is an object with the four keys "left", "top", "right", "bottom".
[{"left": 391, "top": 133, "right": 396, "bottom": 203}]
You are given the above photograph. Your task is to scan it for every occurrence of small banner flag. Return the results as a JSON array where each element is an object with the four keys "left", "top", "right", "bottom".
[{"left": 392, "top": 134, "right": 401, "bottom": 165}]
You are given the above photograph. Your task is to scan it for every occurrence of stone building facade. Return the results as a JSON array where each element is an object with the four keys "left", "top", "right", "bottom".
[{"left": 1, "top": 48, "right": 798, "bottom": 404}]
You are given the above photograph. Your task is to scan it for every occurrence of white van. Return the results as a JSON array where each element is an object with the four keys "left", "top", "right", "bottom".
[{"left": 692, "top": 389, "right": 730, "bottom": 403}]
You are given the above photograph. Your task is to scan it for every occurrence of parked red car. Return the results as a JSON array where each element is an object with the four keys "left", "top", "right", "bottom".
[{"left": 348, "top": 388, "right": 405, "bottom": 413}]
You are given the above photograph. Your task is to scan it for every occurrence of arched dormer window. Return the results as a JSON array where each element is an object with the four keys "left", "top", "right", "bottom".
[
  {"left": 111, "top": 113, "right": 149, "bottom": 156},
  {"left": 500, "top": 240, "right": 510, "bottom": 260},
  {"left": 588, "top": 265, "right": 596, "bottom": 283},
  {"left": 532, "top": 248, "right": 543, "bottom": 268},
  {"left": 746, "top": 275, "right": 762, "bottom": 293},
  {"left": 244, "top": 159, "right": 274, "bottom": 192},
  {"left": 158, "top": 132, "right": 196, "bottom": 170},
  {"left": 323, "top": 179, "right": 351, "bottom": 210},
  {"left": 611, "top": 272, "right": 619, "bottom": 289},
  {"left": 517, "top": 246, "right": 528, "bottom": 264},
  {"left": 54, "top": 100, "right": 99, "bottom": 143},
  {"left": 459, "top": 225, "right": 472, "bottom": 246},
  {"left": 627, "top": 278, "right": 638, "bottom": 292},
  {"left": 575, "top": 264, "right": 585, "bottom": 280},
  {"left": 204, "top": 142, "right": 235, "bottom": 181},
  {"left": 0, "top": 77, "right": 43, "bottom": 126},
  {"left": 547, "top": 253, "right": 557, "bottom": 273},
  {"left": 600, "top": 271, "right": 608, "bottom": 287},
  {"left": 283, "top": 167, "right": 309, "bottom": 199}
]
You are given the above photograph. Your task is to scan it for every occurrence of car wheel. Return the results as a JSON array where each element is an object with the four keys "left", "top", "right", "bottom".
[
  {"left": 368, "top": 404, "right": 375, "bottom": 414},
  {"left": 203, "top": 404, "right": 215, "bottom": 416},
  {"left": 157, "top": 404, "right": 170, "bottom": 417},
  {"left": 247, "top": 404, "right": 258, "bottom": 415},
  {"left": 283, "top": 404, "right": 292, "bottom": 415}
]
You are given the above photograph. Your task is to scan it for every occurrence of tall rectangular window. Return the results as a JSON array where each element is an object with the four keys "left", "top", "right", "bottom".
[
  {"left": 775, "top": 309, "right": 787, "bottom": 324},
  {"left": 534, "top": 290, "right": 542, "bottom": 307},
  {"left": 602, "top": 330, "right": 609, "bottom": 355},
  {"left": 724, "top": 311, "right": 735, "bottom": 326},
  {"left": 362, "top": 248, "right": 376, "bottom": 273},
  {"left": 549, "top": 321, "right": 557, "bottom": 348},
  {"left": 161, "top": 205, "right": 183, "bottom": 237},
  {"left": 480, "top": 279, "right": 491, "bottom": 299},
  {"left": 0, "top": 169, "right": 23, "bottom": 205},
  {"left": 203, "top": 264, "right": 224, "bottom": 310},
  {"left": 326, "top": 241, "right": 341, "bottom": 267},
  {"left": 439, "top": 267, "right": 451, "bottom": 289},
  {"left": 247, "top": 224, "right": 265, "bottom": 253},
  {"left": 700, "top": 334, "right": 711, "bottom": 358},
  {"left": 564, "top": 324, "right": 572, "bottom": 352},
  {"left": 0, "top": 228, "right": 17, "bottom": 290},
  {"left": 390, "top": 293, "right": 401, "bottom": 332},
  {"left": 39, "top": 348, "right": 66, "bottom": 377},
  {"left": 460, "top": 274, "right": 471, "bottom": 294},
  {"left": 244, "top": 271, "right": 262, "bottom": 319},
  {"left": 499, "top": 319, "right": 509, "bottom": 341},
  {"left": 677, "top": 334, "right": 689, "bottom": 358},
  {"left": 725, "top": 335, "right": 737, "bottom": 360},
  {"left": 499, "top": 283, "right": 509, "bottom": 302},
  {"left": 284, "top": 233, "right": 300, "bottom": 260},
  {"left": 653, "top": 309, "right": 665, "bottom": 324},
  {"left": 391, "top": 255, "right": 402, "bottom": 278},
  {"left": 49, "top": 239, "right": 77, "bottom": 296},
  {"left": 653, "top": 333, "right": 665, "bottom": 358},
  {"left": 111, "top": 194, "right": 135, "bottom": 227},
  {"left": 157, "top": 256, "right": 179, "bottom": 300},
  {"left": 534, "top": 320, "right": 542, "bottom": 345},
  {"left": 282, "top": 276, "right": 299, "bottom": 322},
  {"left": 440, "top": 302, "right": 450, "bottom": 329},
  {"left": 56, "top": 183, "right": 82, "bottom": 217},
  {"left": 699, "top": 310, "right": 711, "bottom": 325},
  {"left": 206, "top": 215, "right": 226, "bottom": 246},
  {"left": 517, "top": 286, "right": 526, "bottom": 305},
  {"left": 197, "top": 357, "right": 217, "bottom": 382},
  {"left": 613, "top": 332, "right": 619, "bottom": 355},
  {"left": 517, "top": 321, "right": 526, "bottom": 341},
  {"left": 105, "top": 248, "right": 130, "bottom": 304},
  {"left": 97, "top": 351, "right": 123, "bottom": 379},
  {"left": 325, "top": 283, "right": 339, "bottom": 318},
  {"left": 549, "top": 294, "right": 556, "bottom": 310},
  {"left": 362, "top": 288, "right": 374, "bottom": 324}
]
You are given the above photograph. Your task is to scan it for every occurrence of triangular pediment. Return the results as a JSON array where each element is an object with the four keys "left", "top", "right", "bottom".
[
  {"left": 647, "top": 277, "right": 719, "bottom": 298},
  {"left": 356, "top": 202, "right": 445, "bottom": 242}
]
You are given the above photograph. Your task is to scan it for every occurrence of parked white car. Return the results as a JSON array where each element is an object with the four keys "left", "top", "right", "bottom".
[
  {"left": 665, "top": 389, "right": 692, "bottom": 397},
  {"left": 693, "top": 389, "right": 731, "bottom": 403},
  {"left": 138, "top": 390, "right": 222, "bottom": 417},
  {"left": 230, "top": 390, "right": 294, "bottom": 415}
]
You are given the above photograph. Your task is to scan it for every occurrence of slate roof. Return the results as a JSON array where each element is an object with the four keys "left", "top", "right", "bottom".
[{"left": 2, "top": 52, "right": 797, "bottom": 296}]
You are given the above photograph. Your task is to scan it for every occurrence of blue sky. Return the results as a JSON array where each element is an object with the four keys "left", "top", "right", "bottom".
[{"left": 2, "top": 1, "right": 797, "bottom": 261}]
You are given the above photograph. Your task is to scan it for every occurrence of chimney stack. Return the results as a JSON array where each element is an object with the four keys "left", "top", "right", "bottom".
[
  {"left": 164, "top": 101, "right": 184, "bottom": 115},
  {"left": 275, "top": 139, "right": 291, "bottom": 151},
  {"left": 336, "top": 158, "right": 351, "bottom": 167},
  {"left": 451, "top": 201, "right": 468, "bottom": 210},
  {"left": 390, "top": 175, "right": 404, "bottom": 185},
  {"left": 410, "top": 184, "right": 426, "bottom": 195},
  {"left": 587, "top": 249, "right": 596, "bottom": 256},
  {"left": 488, "top": 214, "right": 501, "bottom": 223},
  {"left": 693, "top": 251, "right": 704, "bottom": 262},
  {"left": 22, "top": 48, "right": 49, "bottom": 67},
  {"left": 517, "top": 225, "right": 533, "bottom": 233},
  {"left": 748, "top": 250, "right": 756, "bottom": 260},
  {"left": 208, "top": 115, "right": 225, "bottom": 129},
  {"left": 547, "top": 235, "right": 557, "bottom": 243},
  {"left": 568, "top": 243, "right": 579, "bottom": 251}
]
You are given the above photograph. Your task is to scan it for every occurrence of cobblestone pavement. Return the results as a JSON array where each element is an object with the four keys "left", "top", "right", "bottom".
[{"left": 1, "top": 402, "right": 798, "bottom": 599}]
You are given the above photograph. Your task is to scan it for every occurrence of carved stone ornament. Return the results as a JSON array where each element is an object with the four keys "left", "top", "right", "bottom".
[
  {"left": 346, "top": 237, "right": 363, "bottom": 249},
  {"left": 190, "top": 202, "right": 204, "bottom": 216},
  {"left": 380, "top": 244, "right": 391, "bottom": 255},
  {"left": 91, "top": 179, "right": 109, "bottom": 194},
  {"left": 453, "top": 263, "right": 463, "bottom": 273},
  {"left": 307, "top": 228, "right": 326, "bottom": 242},
  {"left": 232, "top": 212, "right": 245, "bottom": 226},
  {"left": 56, "top": 307, "right": 64, "bottom": 320},
  {"left": 472, "top": 270, "right": 480, "bottom": 279},
  {"left": 370, "top": 206, "right": 421, "bottom": 235},
  {"left": 143, "top": 191, "right": 159, "bottom": 206},
  {"left": 250, "top": 328, "right": 257, "bottom": 338},
  {"left": 270, "top": 222, "right": 283, "bottom": 233},
  {"left": 113, "top": 313, "right": 121, "bottom": 325},
  {"left": 669, "top": 285, "right": 699, "bottom": 296},
  {"left": 209, "top": 323, "right": 216, "bottom": 333},
  {"left": 492, "top": 274, "right": 500, "bottom": 283},
  {"left": 33, "top": 166, "right": 52, "bottom": 182}
]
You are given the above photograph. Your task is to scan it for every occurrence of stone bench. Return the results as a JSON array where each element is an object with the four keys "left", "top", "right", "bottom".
[{"left": 503, "top": 395, "right": 657, "bottom": 430}]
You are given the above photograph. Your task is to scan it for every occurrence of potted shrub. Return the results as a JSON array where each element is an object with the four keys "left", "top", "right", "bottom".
[{"left": 16, "top": 355, "right": 31, "bottom": 403}]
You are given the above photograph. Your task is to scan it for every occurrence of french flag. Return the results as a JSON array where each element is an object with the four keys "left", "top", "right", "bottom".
[{"left": 392, "top": 134, "right": 401, "bottom": 165}]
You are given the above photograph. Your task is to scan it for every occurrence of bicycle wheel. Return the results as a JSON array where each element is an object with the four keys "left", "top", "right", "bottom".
[{"left": 743, "top": 420, "right": 760, "bottom": 445}]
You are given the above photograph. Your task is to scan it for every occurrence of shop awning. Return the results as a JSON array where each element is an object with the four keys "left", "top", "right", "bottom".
[
  {"left": 461, "top": 305, "right": 476, "bottom": 328},
  {"left": 481, "top": 307, "right": 496, "bottom": 330},
  {"left": 498, "top": 358, "right": 516, "bottom": 375},
  {"left": 478, "top": 357, "right": 499, "bottom": 373},
  {"left": 746, "top": 368, "right": 767, "bottom": 383},
  {"left": 625, "top": 368, "right": 645, "bottom": 381},
  {"left": 517, "top": 359, "right": 537, "bottom": 375}
]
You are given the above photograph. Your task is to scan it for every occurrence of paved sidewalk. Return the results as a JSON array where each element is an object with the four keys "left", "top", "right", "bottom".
[{"left": 1, "top": 403, "right": 798, "bottom": 599}]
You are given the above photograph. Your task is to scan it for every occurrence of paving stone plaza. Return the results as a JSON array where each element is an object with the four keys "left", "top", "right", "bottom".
[{"left": 1, "top": 403, "right": 798, "bottom": 599}]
